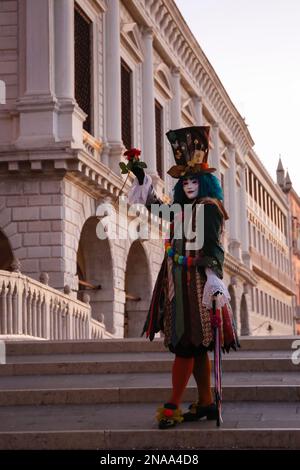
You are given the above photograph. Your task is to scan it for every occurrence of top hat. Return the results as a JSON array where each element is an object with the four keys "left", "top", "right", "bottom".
[{"left": 166, "top": 126, "right": 216, "bottom": 178}]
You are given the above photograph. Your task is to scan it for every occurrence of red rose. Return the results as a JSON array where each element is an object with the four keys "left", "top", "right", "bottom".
[{"left": 124, "top": 148, "right": 141, "bottom": 161}]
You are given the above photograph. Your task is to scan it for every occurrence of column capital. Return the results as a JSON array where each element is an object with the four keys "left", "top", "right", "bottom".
[
  {"left": 211, "top": 121, "right": 220, "bottom": 129},
  {"left": 171, "top": 66, "right": 181, "bottom": 76},
  {"left": 141, "top": 25, "right": 154, "bottom": 38},
  {"left": 193, "top": 94, "right": 202, "bottom": 101},
  {"left": 227, "top": 143, "right": 236, "bottom": 154},
  {"left": 192, "top": 95, "right": 203, "bottom": 104}
]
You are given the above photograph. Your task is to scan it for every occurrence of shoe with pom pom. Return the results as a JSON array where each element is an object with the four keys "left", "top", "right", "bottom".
[{"left": 156, "top": 402, "right": 184, "bottom": 429}]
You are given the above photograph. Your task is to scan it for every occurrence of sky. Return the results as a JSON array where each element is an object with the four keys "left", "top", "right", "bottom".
[{"left": 175, "top": 0, "right": 300, "bottom": 194}]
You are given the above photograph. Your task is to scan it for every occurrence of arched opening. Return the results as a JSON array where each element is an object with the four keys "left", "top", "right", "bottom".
[
  {"left": 240, "top": 293, "right": 250, "bottom": 336},
  {"left": 228, "top": 285, "right": 237, "bottom": 325},
  {"left": 124, "top": 241, "right": 152, "bottom": 337},
  {"left": 0, "top": 230, "right": 13, "bottom": 271},
  {"left": 76, "top": 217, "right": 114, "bottom": 331}
]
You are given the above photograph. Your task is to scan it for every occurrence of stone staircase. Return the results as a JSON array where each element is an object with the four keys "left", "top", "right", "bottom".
[{"left": 0, "top": 336, "right": 299, "bottom": 450}]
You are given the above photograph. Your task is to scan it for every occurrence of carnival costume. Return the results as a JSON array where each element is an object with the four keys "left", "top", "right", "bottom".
[{"left": 126, "top": 126, "right": 240, "bottom": 429}]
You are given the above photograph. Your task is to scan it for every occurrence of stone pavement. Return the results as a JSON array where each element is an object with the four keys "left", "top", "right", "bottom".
[{"left": 0, "top": 336, "right": 299, "bottom": 449}]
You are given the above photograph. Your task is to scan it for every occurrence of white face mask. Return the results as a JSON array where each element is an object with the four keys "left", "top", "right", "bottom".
[{"left": 182, "top": 177, "right": 199, "bottom": 199}]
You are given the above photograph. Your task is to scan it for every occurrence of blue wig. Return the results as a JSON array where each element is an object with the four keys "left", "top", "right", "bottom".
[{"left": 173, "top": 172, "right": 223, "bottom": 205}]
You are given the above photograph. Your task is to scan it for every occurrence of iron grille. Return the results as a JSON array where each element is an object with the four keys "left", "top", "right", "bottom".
[
  {"left": 121, "top": 60, "right": 132, "bottom": 149},
  {"left": 155, "top": 100, "right": 163, "bottom": 179},
  {"left": 74, "top": 5, "right": 92, "bottom": 133}
]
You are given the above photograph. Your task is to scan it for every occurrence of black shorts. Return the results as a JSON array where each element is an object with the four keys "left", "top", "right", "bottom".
[{"left": 168, "top": 340, "right": 213, "bottom": 358}]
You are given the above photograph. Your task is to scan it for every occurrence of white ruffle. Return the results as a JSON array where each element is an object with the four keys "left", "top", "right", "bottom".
[
  {"left": 202, "top": 268, "right": 231, "bottom": 309},
  {"left": 127, "top": 174, "right": 152, "bottom": 205}
]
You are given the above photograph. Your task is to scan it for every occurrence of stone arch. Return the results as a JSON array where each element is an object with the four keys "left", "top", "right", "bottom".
[
  {"left": 0, "top": 229, "right": 14, "bottom": 271},
  {"left": 240, "top": 293, "right": 250, "bottom": 335},
  {"left": 124, "top": 240, "right": 152, "bottom": 337},
  {"left": 228, "top": 284, "right": 237, "bottom": 325},
  {"left": 76, "top": 216, "right": 115, "bottom": 332}
]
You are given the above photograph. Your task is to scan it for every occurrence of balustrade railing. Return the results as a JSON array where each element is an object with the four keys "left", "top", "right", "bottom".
[{"left": 0, "top": 270, "right": 109, "bottom": 340}]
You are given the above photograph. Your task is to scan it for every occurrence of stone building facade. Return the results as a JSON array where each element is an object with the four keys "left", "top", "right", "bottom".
[
  {"left": 245, "top": 155, "right": 295, "bottom": 335},
  {"left": 0, "top": 0, "right": 297, "bottom": 338},
  {"left": 284, "top": 172, "right": 300, "bottom": 335}
]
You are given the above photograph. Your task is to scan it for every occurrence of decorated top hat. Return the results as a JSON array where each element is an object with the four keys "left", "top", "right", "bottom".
[{"left": 166, "top": 126, "right": 216, "bottom": 178}]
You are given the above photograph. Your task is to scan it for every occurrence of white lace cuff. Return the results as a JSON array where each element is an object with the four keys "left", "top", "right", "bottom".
[
  {"left": 127, "top": 174, "right": 152, "bottom": 205},
  {"left": 202, "top": 268, "right": 231, "bottom": 309}
]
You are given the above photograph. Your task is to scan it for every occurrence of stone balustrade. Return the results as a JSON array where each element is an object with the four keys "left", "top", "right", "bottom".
[
  {"left": 82, "top": 130, "right": 103, "bottom": 161},
  {"left": 249, "top": 250, "right": 297, "bottom": 296},
  {"left": 0, "top": 269, "right": 109, "bottom": 340}
]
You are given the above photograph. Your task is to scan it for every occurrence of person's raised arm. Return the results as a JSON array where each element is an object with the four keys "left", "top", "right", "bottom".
[
  {"left": 122, "top": 149, "right": 172, "bottom": 224},
  {"left": 128, "top": 165, "right": 168, "bottom": 215}
]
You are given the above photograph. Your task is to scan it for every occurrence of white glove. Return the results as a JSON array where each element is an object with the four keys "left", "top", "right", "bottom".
[
  {"left": 127, "top": 174, "right": 152, "bottom": 205},
  {"left": 202, "top": 268, "right": 231, "bottom": 309}
]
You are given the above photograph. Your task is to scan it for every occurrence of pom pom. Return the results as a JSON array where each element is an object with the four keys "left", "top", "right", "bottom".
[{"left": 163, "top": 408, "right": 174, "bottom": 418}]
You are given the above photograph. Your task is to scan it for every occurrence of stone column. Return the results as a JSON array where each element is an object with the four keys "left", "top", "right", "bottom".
[
  {"left": 227, "top": 144, "right": 241, "bottom": 259},
  {"left": 239, "top": 163, "right": 251, "bottom": 267},
  {"left": 240, "top": 285, "right": 251, "bottom": 335},
  {"left": 16, "top": 0, "right": 58, "bottom": 148},
  {"left": 210, "top": 122, "right": 221, "bottom": 178},
  {"left": 170, "top": 67, "right": 181, "bottom": 129},
  {"left": 54, "top": 0, "right": 74, "bottom": 101},
  {"left": 192, "top": 96, "right": 203, "bottom": 125},
  {"left": 54, "top": 0, "right": 85, "bottom": 144},
  {"left": 141, "top": 27, "right": 157, "bottom": 175},
  {"left": 105, "top": 0, "right": 123, "bottom": 173}
]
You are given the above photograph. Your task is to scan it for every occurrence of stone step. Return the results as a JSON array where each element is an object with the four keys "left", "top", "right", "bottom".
[
  {"left": 6, "top": 350, "right": 295, "bottom": 362},
  {"left": 1, "top": 354, "right": 298, "bottom": 376},
  {"left": 0, "top": 370, "right": 299, "bottom": 393},
  {"left": 1, "top": 371, "right": 299, "bottom": 390},
  {"left": 4, "top": 335, "right": 299, "bottom": 355},
  {"left": 0, "top": 383, "right": 299, "bottom": 406},
  {"left": 0, "top": 401, "right": 299, "bottom": 449},
  {"left": 1, "top": 336, "right": 299, "bottom": 450}
]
